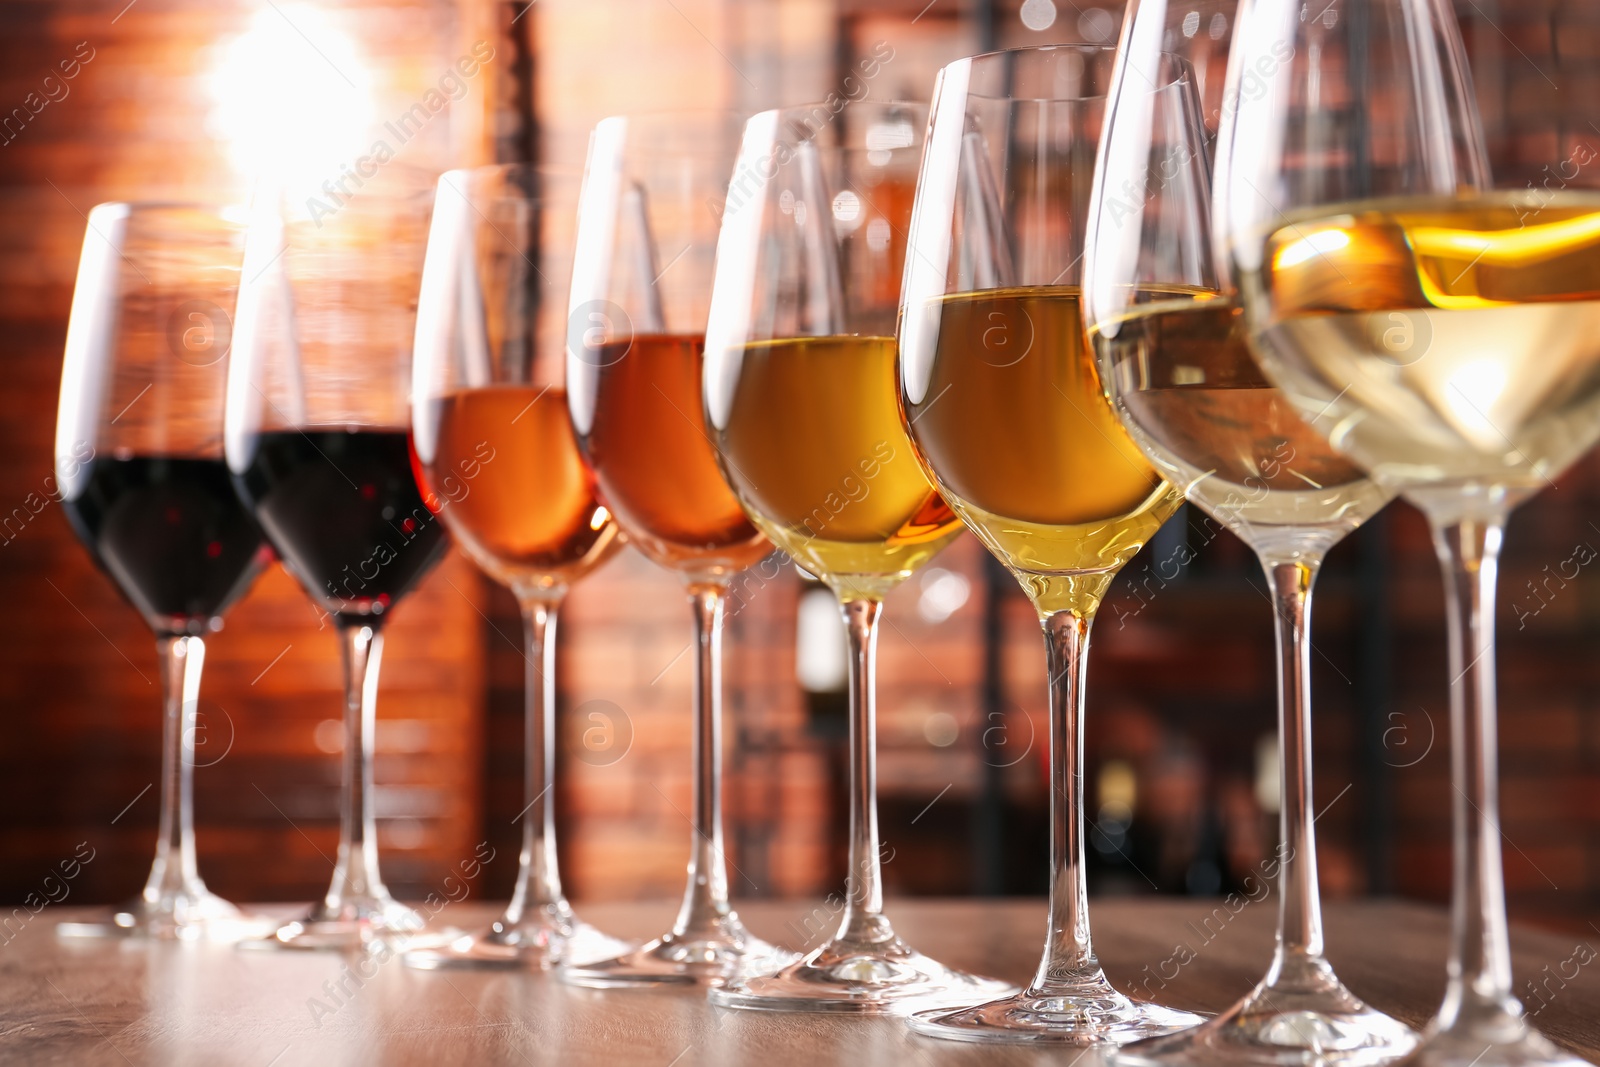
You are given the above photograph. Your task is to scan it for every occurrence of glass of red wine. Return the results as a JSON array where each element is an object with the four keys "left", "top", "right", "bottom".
[
  {"left": 226, "top": 170, "right": 449, "bottom": 950},
  {"left": 54, "top": 203, "right": 273, "bottom": 941}
]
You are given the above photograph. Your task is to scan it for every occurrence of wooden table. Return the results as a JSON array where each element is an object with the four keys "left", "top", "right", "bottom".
[{"left": 1, "top": 899, "right": 1595, "bottom": 1065}]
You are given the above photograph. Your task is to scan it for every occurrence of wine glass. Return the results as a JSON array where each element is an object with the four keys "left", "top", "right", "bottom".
[
  {"left": 54, "top": 203, "right": 272, "bottom": 941},
  {"left": 560, "top": 112, "right": 796, "bottom": 988},
  {"left": 226, "top": 170, "right": 450, "bottom": 950},
  {"left": 1084, "top": 21, "right": 1414, "bottom": 1063},
  {"left": 897, "top": 44, "right": 1204, "bottom": 1044},
  {"left": 1214, "top": 0, "right": 1600, "bottom": 1064},
  {"left": 403, "top": 165, "right": 632, "bottom": 970},
  {"left": 700, "top": 100, "right": 1014, "bottom": 1014}
]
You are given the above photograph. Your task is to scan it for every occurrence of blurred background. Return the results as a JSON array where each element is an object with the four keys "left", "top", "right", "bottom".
[{"left": 0, "top": 0, "right": 1596, "bottom": 937}]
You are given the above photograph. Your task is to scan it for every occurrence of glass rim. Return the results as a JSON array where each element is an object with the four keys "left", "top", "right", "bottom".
[
  {"left": 943, "top": 43, "right": 1124, "bottom": 104},
  {"left": 742, "top": 97, "right": 928, "bottom": 128},
  {"left": 952, "top": 41, "right": 1116, "bottom": 64},
  {"left": 738, "top": 98, "right": 929, "bottom": 159},
  {"left": 589, "top": 108, "right": 751, "bottom": 163},
  {"left": 963, "top": 50, "right": 1198, "bottom": 104},
  {"left": 1127, "top": 52, "right": 1200, "bottom": 97}
]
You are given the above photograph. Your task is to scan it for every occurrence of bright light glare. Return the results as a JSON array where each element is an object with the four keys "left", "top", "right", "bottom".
[
  {"left": 831, "top": 190, "right": 861, "bottom": 226},
  {"left": 916, "top": 568, "right": 971, "bottom": 624},
  {"left": 207, "top": 6, "right": 375, "bottom": 195},
  {"left": 1274, "top": 228, "right": 1350, "bottom": 270},
  {"left": 1020, "top": 0, "right": 1057, "bottom": 31},
  {"left": 1443, "top": 357, "right": 1509, "bottom": 447},
  {"left": 796, "top": 588, "right": 848, "bottom": 693}
]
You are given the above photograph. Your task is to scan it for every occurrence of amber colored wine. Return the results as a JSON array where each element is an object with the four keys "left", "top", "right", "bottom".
[
  {"left": 903, "top": 285, "right": 1181, "bottom": 615},
  {"left": 418, "top": 386, "right": 620, "bottom": 594},
  {"left": 1244, "top": 191, "right": 1600, "bottom": 501},
  {"left": 710, "top": 335, "right": 961, "bottom": 601},
  {"left": 1093, "top": 292, "right": 1391, "bottom": 550},
  {"left": 573, "top": 333, "right": 769, "bottom": 578}
]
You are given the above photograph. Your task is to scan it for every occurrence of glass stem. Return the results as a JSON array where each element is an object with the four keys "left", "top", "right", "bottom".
[
  {"left": 671, "top": 584, "right": 736, "bottom": 940},
  {"left": 145, "top": 634, "right": 208, "bottom": 904},
  {"left": 1258, "top": 555, "right": 1339, "bottom": 991},
  {"left": 323, "top": 620, "right": 396, "bottom": 918},
  {"left": 1430, "top": 516, "right": 1522, "bottom": 1034},
  {"left": 1032, "top": 609, "right": 1110, "bottom": 994},
  {"left": 835, "top": 596, "right": 891, "bottom": 946},
  {"left": 504, "top": 593, "right": 567, "bottom": 924}
]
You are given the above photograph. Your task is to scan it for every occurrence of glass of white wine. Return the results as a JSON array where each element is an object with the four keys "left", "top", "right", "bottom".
[
  {"left": 897, "top": 44, "right": 1203, "bottom": 1044},
  {"left": 1085, "top": 15, "right": 1411, "bottom": 1063},
  {"left": 1215, "top": 0, "right": 1600, "bottom": 1064},
  {"left": 701, "top": 99, "right": 1014, "bottom": 1014}
]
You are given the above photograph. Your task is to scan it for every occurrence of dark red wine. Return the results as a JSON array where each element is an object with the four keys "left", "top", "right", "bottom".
[
  {"left": 62, "top": 457, "right": 269, "bottom": 636},
  {"left": 233, "top": 429, "right": 448, "bottom": 619}
]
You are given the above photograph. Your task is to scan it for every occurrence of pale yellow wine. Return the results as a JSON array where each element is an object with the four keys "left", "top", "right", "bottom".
[
  {"left": 1092, "top": 291, "right": 1391, "bottom": 551},
  {"left": 1243, "top": 191, "right": 1600, "bottom": 502}
]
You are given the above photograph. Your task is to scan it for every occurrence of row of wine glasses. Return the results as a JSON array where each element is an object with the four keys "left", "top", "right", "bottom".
[
  {"left": 1210, "top": 0, "right": 1600, "bottom": 1061},
  {"left": 1085, "top": 7, "right": 1407, "bottom": 1062},
  {"left": 56, "top": 168, "right": 458, "bottom": 950},
  {"left": 50, "top": 0, "right": 1599, "bottom": 1062}
]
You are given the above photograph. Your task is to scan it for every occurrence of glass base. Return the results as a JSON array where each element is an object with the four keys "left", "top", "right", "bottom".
[
  {"left": 403, "top": 907, "right": 634, "bottom": 971},
  {"left": 910, "top": 984, "right": 1202, "bottom": 1045},
  {"left": 241, "top": 896, "right": 427, "bottom": 951},
  {"left": 1396, "top": 1017, "right": 1591, "bottom": 1067},
  {"left": 559, "top": 918, "right": 797, "bottom": 989},
  {"left": 1111, "top": 985, "right": 1417, "bottom": 1064},
  {"left": 56, "top": 888, "right": 273, "bottom": 943},
  {"left": 709, "top": 934, "right": 1016, "bottom": 1015}
]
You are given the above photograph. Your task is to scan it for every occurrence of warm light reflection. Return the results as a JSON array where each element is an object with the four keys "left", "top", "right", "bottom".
[
  {"left": 206, "top": 5, "right": 375, "bottom": 199},
  {"left": 1273, "top": 227, "right": 1350, "bottom": 270}
]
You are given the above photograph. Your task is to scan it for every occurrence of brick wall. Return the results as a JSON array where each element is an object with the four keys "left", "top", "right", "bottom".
[
  {"left": 2, "top": 0, "right": 1597, "bottom": 940},
  {"left": 0, "top": 0, "right": 496, "bottom": 905}
]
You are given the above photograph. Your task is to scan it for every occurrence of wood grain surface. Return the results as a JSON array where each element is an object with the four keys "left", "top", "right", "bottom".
[{"left": 0, "top": 898, "right": 1594, "bottom": 1065}]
